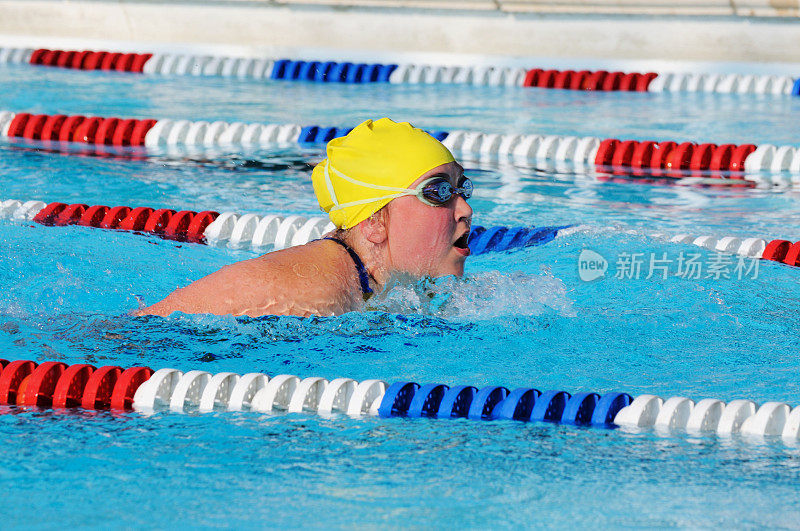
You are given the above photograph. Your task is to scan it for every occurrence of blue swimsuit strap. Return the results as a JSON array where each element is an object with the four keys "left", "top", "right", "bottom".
[{"left": 321, "top": 237, "right": 374, "bottom": 297}]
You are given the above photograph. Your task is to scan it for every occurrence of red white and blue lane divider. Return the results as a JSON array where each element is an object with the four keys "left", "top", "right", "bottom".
[
  {"left": 0, "top": 358, "right": 798, "bottom": 442},
  {"left": 3, "top": 110, "right": 800, "bottom": 183},
  {"left": 2, "top": 46, "right": 798, "bottom": 96},
  {"left": 3, "top": 198, "right": 799, "bottom": 268},
  {"left": 0, "top": 199, "right": 561, "bottom": 254}
]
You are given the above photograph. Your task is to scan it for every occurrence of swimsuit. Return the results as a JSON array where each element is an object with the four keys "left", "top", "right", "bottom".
[{"left": 321, "top": 237, "right": 374, "bottom": 299}]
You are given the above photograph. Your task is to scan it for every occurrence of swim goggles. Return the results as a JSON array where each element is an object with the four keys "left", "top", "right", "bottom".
[
  {"left": 322, "top": 160, "right": 473, "bottom": 214},
  {"left": 414, "top": 176, "right": 474, "bottom": 207}
]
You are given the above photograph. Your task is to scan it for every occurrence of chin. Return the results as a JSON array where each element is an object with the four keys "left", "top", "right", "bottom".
[{"left": 441, "top": 260, "right": 466, "bottom": 278}]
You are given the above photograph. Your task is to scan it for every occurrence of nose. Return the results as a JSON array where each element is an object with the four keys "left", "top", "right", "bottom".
[{"left": 454, "top": 194, "right": 473, "bottom": 224}]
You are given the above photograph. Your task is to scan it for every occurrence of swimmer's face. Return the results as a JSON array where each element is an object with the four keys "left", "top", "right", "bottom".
[{"left": 384, "top": 161, "right": 473, "bottom": 278}]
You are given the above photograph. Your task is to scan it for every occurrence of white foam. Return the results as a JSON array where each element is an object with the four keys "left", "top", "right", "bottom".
[{"left": 369, "top": 270, "right": 576, "bottom": 318}]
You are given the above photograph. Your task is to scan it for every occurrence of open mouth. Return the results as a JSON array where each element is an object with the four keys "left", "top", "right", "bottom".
[{"left": 453, "top": 231, "right": 470, "bottom": 250}]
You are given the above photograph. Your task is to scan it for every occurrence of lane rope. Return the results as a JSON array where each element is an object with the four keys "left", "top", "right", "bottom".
[
  {"left": 0, "top": 358, "right": 798, "bottom": 442},
  {"left": 3, "top": 47, "right": 797, "bottom": 96},
  {"left": 3, "top": 198, "right": 798, "bottom": 267},
  {"left": 3, "top": 110, "right": 800, "bottom": 186},
  {"left": 0, "top": 198, "right": 564, "bottom": 254}
]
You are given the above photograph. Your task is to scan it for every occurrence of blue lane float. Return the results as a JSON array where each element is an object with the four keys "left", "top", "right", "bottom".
[
  {"left": 467, "top": 386, "right": 509, "bottom": 420},
  {"left": 328, "top": 62, "right": 349, "bottom": 82},
  {"left": 436, "top": 385, "right": 477, "bottom": 419},
  {"left": 271, "top": 59, "right": 397, "bottom": 83},
  {"left": 407, "top": 383, "right": 449, "bottom": 418},
  {"left": 297, "top": 124, "right": 444, "bottom": 143},
  {"left": 298, "top": 126, "right": 352, "bottom": 143},
  {"left": 561, "top": 392, "right": 600, "bottom": 425},
  {"left": 467, "top": 225, "right": 567, "bottom": 255},
  {"left": 379, "top": 380, "right": 634, "bottom": 430},
  {"left": 491, "top": 388, "right": 540, "bottom": 421},
  {"left": 530, "top": 390, "right": 571, "bottom": 422},
  {"left": 428, "top": 131, "right": 449, "bottom": 142},
  {"left": 591, "top": 392, "right": 633, "bottom": 426},
  {"left": 377, "top": 381, "right": 420, "bottom": 417}
]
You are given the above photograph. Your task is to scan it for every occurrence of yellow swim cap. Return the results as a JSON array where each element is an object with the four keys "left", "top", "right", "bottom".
[{"left": 312, "top": 118, "right": 455, "bottom": 228}]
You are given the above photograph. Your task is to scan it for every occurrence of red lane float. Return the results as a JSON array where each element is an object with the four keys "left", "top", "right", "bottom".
[
  {"left": 30, "top": 48, "right": 152, "bottom": 73},
  {"left": 31, "top": 201, "right": 219, "bottom": 243},
  {"left": 17, "top": 361, "right": 67, "bottom": 407},
  {"left": 0, "top": 360, "right": 36, "bottom": 405},
  {"left": 523, "top": 68, "right": 657, "bottom": 91},
  {"left": 0, "top": 360, "right": 153, "bottom": 411},
  {"left": 3, "top": 111, "right": 157, "bottom": 147},
  {"left": 594, "top": 138, "right": 757, "bottom": 174},
  {"left": 100, "top": 206, "right": 132, "bottom": 229},
  {"left": 81, "top": 366, "right": 122, "bottom": 410},
  {"left": 41, "top": 114, "right": 67, "bottom": 141},
  {"left": 118, "top": 206, "right": 154, "bottom": 231},
  {"left": 762, "top": 239, "right": 792, "bottom": 262},
  {"left": 111, "top": 367, "right": 154, "bottom": 410},
  {"left": 52, "top": 364, "right": 95, "bottom": 408},
  {"left": 781, "top": 242, "right": 800, "bottom": 267}
]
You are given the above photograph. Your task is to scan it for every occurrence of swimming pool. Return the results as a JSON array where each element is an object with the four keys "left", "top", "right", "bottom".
[{"left": 1, "top": 60, "right": 800, "bottom": 527}]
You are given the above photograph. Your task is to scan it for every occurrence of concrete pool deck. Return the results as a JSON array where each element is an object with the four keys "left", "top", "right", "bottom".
[{"left": 0, "top": 1, "right": 799, "bottom": 67}]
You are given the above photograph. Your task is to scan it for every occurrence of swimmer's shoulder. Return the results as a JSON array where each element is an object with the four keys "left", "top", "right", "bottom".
[
  {"left": 255, "top": 239, "right": 361, "bottom": 293},
  {"left": 236, "top": 239, "right": 362, "bottom": 315},
  {"left": 139, "top": 240, "right": 357, "bottom": 318},
  {"left": 252, "top": 239, "right": 344, "bottom": 277}
]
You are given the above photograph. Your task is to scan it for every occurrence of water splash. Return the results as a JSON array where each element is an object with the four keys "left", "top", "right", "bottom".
[{"left": 368, "top": 270, "right": 576, "bottom": 319}]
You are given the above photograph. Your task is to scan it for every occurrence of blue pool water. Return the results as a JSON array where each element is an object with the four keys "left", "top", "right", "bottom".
[{"left": 1, "top": 63, "right": 800, "bottom": 527}]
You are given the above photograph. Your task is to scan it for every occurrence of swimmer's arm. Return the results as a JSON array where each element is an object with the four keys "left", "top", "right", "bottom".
[{"left": 136, "top": 257, "right": 282, "bottom": 317}]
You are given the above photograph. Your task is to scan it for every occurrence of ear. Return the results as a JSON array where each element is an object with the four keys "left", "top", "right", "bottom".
[{"left": 359, "top": 209, "right": 388, "bottom": 244}]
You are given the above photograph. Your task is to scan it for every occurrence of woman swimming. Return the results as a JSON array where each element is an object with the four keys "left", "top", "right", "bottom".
[{"left": 138, "top": 118, "right": 474, "bottom": 317}]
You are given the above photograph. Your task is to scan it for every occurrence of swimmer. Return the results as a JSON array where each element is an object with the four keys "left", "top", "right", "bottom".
[{"left": 137, "top": 118, "right": 473, "bottom": 317}]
